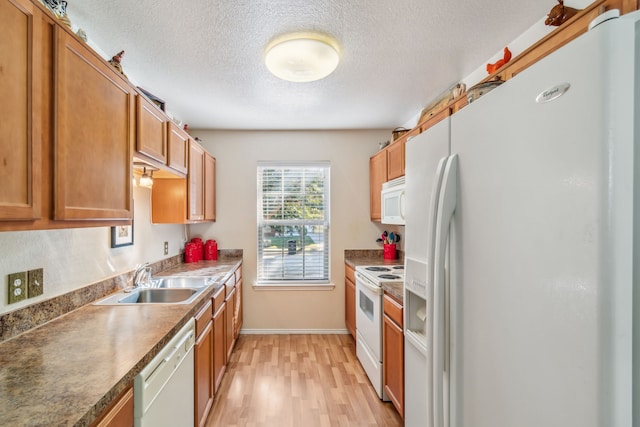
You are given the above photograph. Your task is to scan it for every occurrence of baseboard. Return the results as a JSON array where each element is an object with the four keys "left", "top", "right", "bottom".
[{"left": 240, "top": 328, "right": 350, "bottom": 335}]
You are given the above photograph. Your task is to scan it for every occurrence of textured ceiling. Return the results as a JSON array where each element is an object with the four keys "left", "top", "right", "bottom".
[{"left": 66, "top": 0, "right": 549, "bottom": 130}]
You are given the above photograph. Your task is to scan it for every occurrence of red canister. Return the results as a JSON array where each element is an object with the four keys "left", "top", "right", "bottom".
[
  {"left": 184, "top": 242, "right": 197, "bottom": 263},
  {"left": 190, "top": 238, "right": 204, "bottom": 261},
  {"left": 204, "top": 239, "right": 218, "bottom": 260}
]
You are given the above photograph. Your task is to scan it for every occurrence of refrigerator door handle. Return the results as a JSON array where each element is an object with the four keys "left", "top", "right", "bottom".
[
  {"left": 425, "top": 156, "right": 449, "bottom": 427},
  {"left": 432, "top": 154, "right": 458, "bottom": 427}
]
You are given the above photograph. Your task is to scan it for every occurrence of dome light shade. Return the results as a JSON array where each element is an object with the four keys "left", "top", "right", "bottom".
[{"left": 265, "top": 33, "right": 339, "bottom": 82}]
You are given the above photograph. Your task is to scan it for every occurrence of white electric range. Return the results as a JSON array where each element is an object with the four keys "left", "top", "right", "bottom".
[{"left": 354, "top": 264, "right": 404, "bottom": 400}]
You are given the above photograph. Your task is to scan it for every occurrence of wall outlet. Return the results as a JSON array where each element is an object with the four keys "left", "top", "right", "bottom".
[
  {"left": 8, "top": 272, "right": 28, "bottom": 304},
  {"left": 164, "top": 241, "right": 169, "bottom": 255},
  {"left": 27, "top": 268, "right": 44, "bottom": 298}
]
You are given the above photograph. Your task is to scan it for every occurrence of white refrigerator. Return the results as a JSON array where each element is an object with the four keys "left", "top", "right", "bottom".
[{"left": 404, "top": 10, "right": 638, "bottom": 427}]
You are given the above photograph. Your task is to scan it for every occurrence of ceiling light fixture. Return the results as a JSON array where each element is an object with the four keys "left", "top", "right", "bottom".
[{"left": 265, "top": 32, "right": 340, "bottom": 82}]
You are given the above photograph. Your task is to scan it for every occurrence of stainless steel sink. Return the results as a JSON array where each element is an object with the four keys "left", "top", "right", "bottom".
[
  {"left": 119, "top": 288, "right": 198, "bottom": 303},
  {"left": 151, "top": 276, "right": 220, "bottom": 289}
]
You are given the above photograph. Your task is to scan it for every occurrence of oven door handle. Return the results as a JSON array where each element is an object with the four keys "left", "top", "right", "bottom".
[{"left": 356, "top": 273, "right": 383, "bottom": 295}]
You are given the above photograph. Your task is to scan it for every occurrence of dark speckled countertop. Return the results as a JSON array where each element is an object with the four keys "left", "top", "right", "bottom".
[
  {"left": 344, "top": 250, "right": 404, "bottom": 303},
  {"left": 0, "top": 257, "right": 242, "bottom": 427}
]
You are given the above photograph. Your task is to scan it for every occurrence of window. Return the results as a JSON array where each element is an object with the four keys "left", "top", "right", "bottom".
[{"left": 257, "top": 161, "right": 330, "bottom": 284}]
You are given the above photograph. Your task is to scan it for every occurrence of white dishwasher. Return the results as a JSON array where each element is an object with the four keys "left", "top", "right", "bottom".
[{"left": 134, "top": 318, "right": 195, "bottom": 427}]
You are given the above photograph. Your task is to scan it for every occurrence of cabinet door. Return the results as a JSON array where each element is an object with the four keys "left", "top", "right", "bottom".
[
  {"left": 0, "top": 0, "right": 42, "bottom": 220},
  {"left": 53, "top": 29, "right": 133, "bottom": 220},
  {"left": 345, "top": 275, "right": 356, "bottom": 339},
  {"left": 383, "top": 313, "right": 404, "bottom": 419},
  {"left": 233, "top": 278, "right": 242, "bottom": 339},
  {"left": 204, "top": 152, "right": 216, "bottom": 221},
  {"left": 387, "top": 139, "right": 405, "bottom": 180},
  {"left": 369, "top": 150, "right": 387, "bottom": 221},
  {"left": 194, "top": 320, "right": 213, "bottom": 427},
  {"left": 188, "top": 140, "right": 204, "bottom": 221},
  {"left": 136, "top": 95, "right": 166, "bottom": 163},
  {"left": 213, "top": 301, "right": 226, "bottom": 394},
  {"left": 91, "top": 386, "right": 133, "bottom": 427},
  {"left": 345, "top": 263, "right": 356, "bottom": 339},
  {"left": 167, "top": 122, "right": 188, "bottom": 175},
  {"left": 225, "top": 287, "right": 236, "bottom": 360}
]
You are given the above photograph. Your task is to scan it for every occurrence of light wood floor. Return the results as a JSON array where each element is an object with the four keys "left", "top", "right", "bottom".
[{"left": 206, "top": 334, "right": 403, "bottom": 427}]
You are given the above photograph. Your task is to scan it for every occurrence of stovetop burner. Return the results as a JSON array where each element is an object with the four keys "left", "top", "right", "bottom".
[
  {"left": 356, "top": 264, "right": 404, "bottom": 285},
  {"left": 365, "top": 266, "right": 391, "bottom": 272}
]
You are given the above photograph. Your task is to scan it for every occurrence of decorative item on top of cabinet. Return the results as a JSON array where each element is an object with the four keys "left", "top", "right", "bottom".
[
  {"left": 0, "top": 0, "right": 42, "bottom": 221},
  {"left": 486, "top": 47, "right": 512, "bottom": 75},
  {"left": 545, "top": 0, "right": 580, "bottom": 26},
  {"left": 108, "top": 50, "right": 127, "bottom": 78},
  {"left": 53, "top": 28, "right": 133, "bottom": 221},
  {"left": 41, "top": 0, "right": 72, "bottom": 28}
]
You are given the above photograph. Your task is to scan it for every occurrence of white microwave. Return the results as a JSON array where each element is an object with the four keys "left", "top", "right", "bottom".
[{"left": 381, "top": 177, "right": 406, "bottom": 225}]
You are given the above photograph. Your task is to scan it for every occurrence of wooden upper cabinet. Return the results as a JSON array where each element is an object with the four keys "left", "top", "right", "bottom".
[
  {"left": 136, "top": 95, "right": 167, "bottom": 164},
  {"left": 369, "top": 150, "right": 387, "bottom": 222},
  {"left": 188, "top": 140, "right": 205, "bottom": 221},
  {"left": 386, "top": 139, "right": 405, "bottom": 181},
  {"left": 151, "top": 140, "right": 215, "bottom": 224},
  {"left": 204, "top": 152, "right": 216, "bottom": 221},
  {"left": 167, "top": 122, "right": 188, "bottom": 175},
  {"left": 53, "top": 28, "right": 133, "bottom": 220},
  {"left": 0, "top": 0, "right": 42, "bottom": 221}
]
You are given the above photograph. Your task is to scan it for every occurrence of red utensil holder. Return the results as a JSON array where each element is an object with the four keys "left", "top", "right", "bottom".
[{"left": 383, "top": 243, "right": 397, "bottom": 260}]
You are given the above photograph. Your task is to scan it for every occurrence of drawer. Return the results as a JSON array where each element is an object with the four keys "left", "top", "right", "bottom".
[
  {"left": 194, "top": 299, "right": 213, "bottom": 337},
  {"left": 225, "top": 275, "right": 236, "bottom": 298},
  {"left": 212, "top": 285, "right": 225, "bottom": 313},
  {"left": 234, "top": 265, "right": 242, "bottom": 282},
  {"left": 345, "top": 264, "right": 355, "bottom": 284},
  {"left": 383, "top": 293, "right": 403, "bottom": 328}
]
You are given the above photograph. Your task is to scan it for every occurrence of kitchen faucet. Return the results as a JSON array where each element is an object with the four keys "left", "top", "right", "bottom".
[{"left": 131, "top": 262, "right": 152, "bottom": 289}]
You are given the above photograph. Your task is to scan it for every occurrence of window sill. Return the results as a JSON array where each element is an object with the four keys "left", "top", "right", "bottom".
[{"left": 253, "top": 283, "right": 335, "bottom": 291}]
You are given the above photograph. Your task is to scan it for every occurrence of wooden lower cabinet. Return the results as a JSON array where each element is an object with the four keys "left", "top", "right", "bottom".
[
  {"left": 194, "top": 301, "right": 214, "bottom": 427},
  {"left": 90, "top": 386, "right": 133, "bottom": 427},
  {"left": 225, "top": 286, "right": 236, "bottom": 361},
  {"left": 345, "top": 263, "right": 356, "bottom": 339},
  {"left": 212, "top": 286, "right": 226, "bottom": 394},
  {"left": 383, "top": 293, "right": 404, "bottom": 419}
]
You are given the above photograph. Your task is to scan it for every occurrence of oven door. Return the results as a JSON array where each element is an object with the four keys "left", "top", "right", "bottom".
[{"left": 355, "top": 272, "right": 383, "bottom": 361}]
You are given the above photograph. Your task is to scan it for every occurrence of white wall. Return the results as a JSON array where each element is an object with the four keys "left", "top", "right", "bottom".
[
  {"left": 190, "top": 129, "right": 400, "bottom": 332},
  {"left": 0, "top": 186, "right": 186, "bottom": 315}
]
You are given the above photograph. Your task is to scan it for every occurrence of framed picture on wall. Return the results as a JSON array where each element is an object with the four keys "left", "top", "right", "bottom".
[{"left": 111, "top": 222, "right": 134, "bottom": 248}]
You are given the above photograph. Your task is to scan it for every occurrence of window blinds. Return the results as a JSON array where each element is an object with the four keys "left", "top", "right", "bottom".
[{"left": 257, "top": 162, "right": 330, "bottom": 283}]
